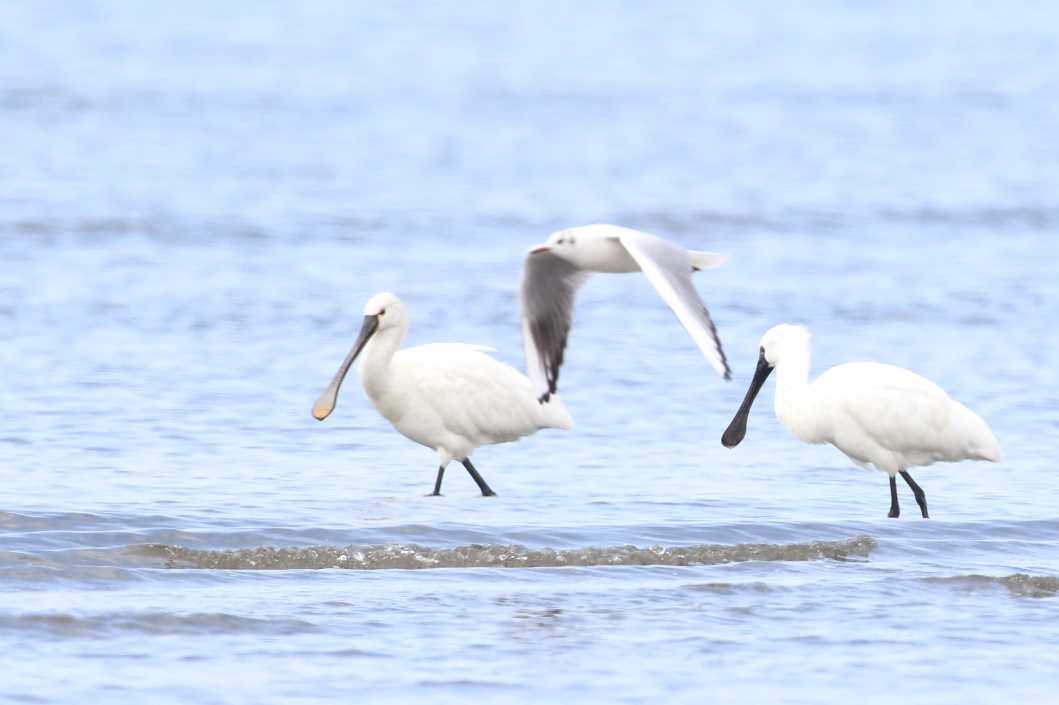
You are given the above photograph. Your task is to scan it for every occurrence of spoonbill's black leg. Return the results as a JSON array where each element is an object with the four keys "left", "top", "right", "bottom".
[
  {"left": 900, "top": 470, "right": 929, "bottom": 519},
  {"left": 888, "top": 475, "right": 900, "bottom": 518},
  {"left": 428, "top": 466, "right": 445, "bottom": 496},
  {"left": 462, "top": 458, "right": 496, "bottom": 497}
]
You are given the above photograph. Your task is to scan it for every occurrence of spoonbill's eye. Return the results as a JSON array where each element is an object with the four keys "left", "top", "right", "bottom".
[{"left": 379, "top": 309, "right": 386, "bottom": 316}]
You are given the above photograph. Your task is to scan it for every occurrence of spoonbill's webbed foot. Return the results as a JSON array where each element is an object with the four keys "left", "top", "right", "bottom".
[
  {"left": 900, "top": 470, "right": 929, "bottom": 519},
  {"left": 461, "top": 458, "right": 496, "bottom": 497},
  {"left": 428, "top": 466, "right": 445, "bottom": 496},
  {"left": 888, "top": 475, "right": 900, "bottom": 518}
]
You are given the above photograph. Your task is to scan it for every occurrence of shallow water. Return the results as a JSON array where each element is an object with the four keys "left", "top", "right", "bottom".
[{"left": 3, "top": 2, "right": 1059, "bottom": 703}]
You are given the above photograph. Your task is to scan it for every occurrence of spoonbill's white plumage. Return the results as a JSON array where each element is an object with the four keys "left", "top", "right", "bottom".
[
  {"left": 312, "top": 292, "right": 573, "bottom": 496},
  {"left": 521, "top": 224, "right": 730, "bottom": 401},
  {"left": 722, "top": 324, "right": 1001, "bottom": 518}
]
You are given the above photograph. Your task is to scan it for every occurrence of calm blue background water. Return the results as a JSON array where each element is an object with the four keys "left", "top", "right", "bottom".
[{"left": 2, "top": 2, "right": 1059, "bottom": 703}]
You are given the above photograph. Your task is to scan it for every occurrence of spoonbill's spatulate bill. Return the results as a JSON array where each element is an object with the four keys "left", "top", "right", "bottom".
[
  {"left": 721, "top": 324, "right": 1002, "bottom": 518},
  {"left": 312, "top": 292, "right": 573, "bottom": 496},
  {"left": 521, "top": 224, "right": 731, "bottom": 402}
]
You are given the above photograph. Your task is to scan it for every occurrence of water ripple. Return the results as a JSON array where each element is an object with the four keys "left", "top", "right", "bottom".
[
  {"left": 0, "top": 611, "right": 319, "bottom": 637},
  {"left": 926, "top": 573, "right": 1059, "bottom": 599}
]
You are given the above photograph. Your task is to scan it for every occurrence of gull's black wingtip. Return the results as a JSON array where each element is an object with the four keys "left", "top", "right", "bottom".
[{"left": 538, "top": 377, "right": 559, "bottom": 404}]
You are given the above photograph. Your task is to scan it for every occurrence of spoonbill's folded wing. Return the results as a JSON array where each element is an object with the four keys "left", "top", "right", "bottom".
[
  {"left": 520, "top": 250, "right": 591, "bottom": 402},
  {"left": 618, "top": 233, "right": 731, "bottom": 380},
  {"left": 423, "top": 343, "right": 498, "bottom": 355}
]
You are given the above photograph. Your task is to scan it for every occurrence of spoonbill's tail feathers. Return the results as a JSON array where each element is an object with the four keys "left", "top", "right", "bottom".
[
  {"left": 690, "top": 250, "right": 728, "bottom": 271},
  {"left": 952, "top": 400, "right": 1003, "bottom": 463},
  {"left": 538, "top": 394, "right": 574, "bottom": 430}
]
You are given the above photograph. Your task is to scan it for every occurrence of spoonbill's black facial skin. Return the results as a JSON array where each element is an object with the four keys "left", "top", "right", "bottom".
[
  {"left": 312, "top": 314, "right": 379, "bottom": 421},
  {"left": 721, "top": 347, "right": 773, "bottom": 448}
]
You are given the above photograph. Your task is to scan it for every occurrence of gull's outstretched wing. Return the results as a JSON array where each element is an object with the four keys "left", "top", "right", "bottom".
[
  {"left": 618, "top": 232, "right": 731, "bottom": 380},
  {"left": 520, "top": 250, "right": 591, "bottom": 402}
]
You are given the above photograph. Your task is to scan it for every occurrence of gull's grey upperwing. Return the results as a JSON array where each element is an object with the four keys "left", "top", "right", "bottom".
[
  {"left": 617, "top": 231, "right": 731, "bottom": 381},
  {"left": 520, "top": 249, "right": 590, "bottom": 402}
]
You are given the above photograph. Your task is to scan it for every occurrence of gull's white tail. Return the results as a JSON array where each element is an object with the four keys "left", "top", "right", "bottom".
[{"left": 690, "top": 251, "right": 728, "bottom": 271}]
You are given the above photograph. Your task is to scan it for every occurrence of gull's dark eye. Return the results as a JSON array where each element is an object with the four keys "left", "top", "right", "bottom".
[{"left": 379, "top": 309, "right": 386, "bottom": 316}]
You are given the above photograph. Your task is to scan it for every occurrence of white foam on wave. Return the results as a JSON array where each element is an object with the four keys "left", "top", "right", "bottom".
[{"left": 131, "top": 536, "right": 877, "bottom": 571}]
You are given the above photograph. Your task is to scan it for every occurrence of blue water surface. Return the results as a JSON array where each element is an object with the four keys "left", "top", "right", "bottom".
[{"left": 2, "top": 2, "right": 1059, "bottom": 704}]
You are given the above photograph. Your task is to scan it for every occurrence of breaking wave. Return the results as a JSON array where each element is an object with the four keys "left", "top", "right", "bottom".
[{"left": 132, "top": 536, "right": 875, "bottom": 571}]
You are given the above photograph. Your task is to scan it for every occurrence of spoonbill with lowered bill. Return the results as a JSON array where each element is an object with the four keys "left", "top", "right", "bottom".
[
  {"left": 312, "top": 292, "right": 573, "bottom": 496},
  {"left": 721, "top": 324, "right": 1001, "bottom": 518},
  {"left": 521, "top": 224, "right": 730, "bottom": 402}
]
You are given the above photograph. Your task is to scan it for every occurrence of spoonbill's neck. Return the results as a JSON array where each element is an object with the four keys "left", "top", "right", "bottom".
[
  {"left": 358, "top": 323, "right": 406, "bottom": 393},
  {"left": 772, "top": 340, "right": 819, "bottom": 442}
]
